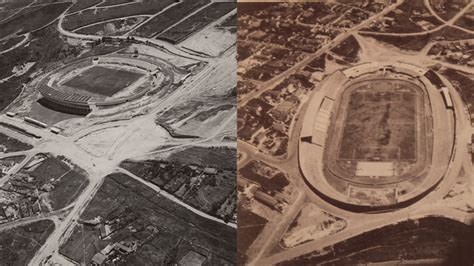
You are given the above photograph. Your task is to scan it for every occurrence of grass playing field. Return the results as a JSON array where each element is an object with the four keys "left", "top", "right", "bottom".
[{"left": 63, "top": 66, "right": 144, "bottom": 97}]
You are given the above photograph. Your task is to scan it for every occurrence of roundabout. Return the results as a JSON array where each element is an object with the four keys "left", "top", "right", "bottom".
[{"left": 299, "top": 62, "right": 456, "bottom": 212}]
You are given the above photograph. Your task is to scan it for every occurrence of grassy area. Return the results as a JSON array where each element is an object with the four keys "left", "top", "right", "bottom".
[
  {"left": 441, "top": 68, "right": 474, "bottom": 113},
  {"left": 97, "top": 0, "right": 134, "bottom": 7},
  {"left": 157, "top": 2, "right": 235, "bottom": 44},
  {"left": 75, "top": 16, "right": 145, "bottom": 36},
  {"left": 64, "top": 66, "right": 143, "bottom": 97},
  {"left": 0, "top": 132, "right": 33, "bottom": 152},
  {"left": 29, "top": 157, "right": 70, "bottom": 184},
  {"left": 0, "top": 3, "right": 70, "bottom": 39},
  {"left": 167, "top": 146, "right": 236, "bottom": 170},
  {"left": 278, "top": 217, "right": 474, "bottom": 265},
  {"left": 237, "top": 206, "right": 267, "bottom": 264},
  {"left": 0, "top": 219, "right": 55, "bottom": 265},
  {"left": 63, "top": 0, "right": 175, "bottom": 30},
  {"left": 0, "top": 0, "right": 34, "bottom": 10},
  {"left": 361, "top": 26, "right": 474, "bottom": 51},
  {"left": 133, "top": 0, "right": 210, "bottom": 37},
  {"left": 0, "top": 36, "right": 25, "bottom": 52},
  {"left": 330, "top": 35, "right": 360, "bottom": 63},
  {"left": 454, "top": 7, "right": 474, "bottom": 31},
  {"left": 50, "top": 170, "right": 89, "bottom": 210},
  {"left": 59, "top": 173, "right": 236, "bottom": 265},
  {"left": 67, "top": 0, "right": 101, "bottom": 13}
]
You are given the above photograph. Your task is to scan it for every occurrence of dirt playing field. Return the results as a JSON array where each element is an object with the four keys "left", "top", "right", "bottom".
[
  {"left": 338, "top": 80, "right": 419, "bottom": 162},
  {"left": 63, "top": 66, "right": 144, "bottom": 97}
]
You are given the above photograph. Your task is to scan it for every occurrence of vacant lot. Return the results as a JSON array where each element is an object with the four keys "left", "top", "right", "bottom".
[
  {"left": 339, "top": 82, "right": 418, "bottom": 161},
  {"left": 331, "top": 35, "right": 360, "bottom": 63},
  {"left": 29, "top": 157, "right": 70, "bottom": 184},
  {"left": 0, "top": 220, "right": 55, "bottom": 265},
  {"left": 279, "top": 217, "right": 474, "bottom": 265},
  {"left": 63, "top": 66, "right": 143, "bottom": 97},
  {"left": 50, "top": 170, "right": 89, "bottom": 210},
  {"left": 0, "top": 132, "right": 33, "bottom": 152},
  {"left": 237, "top": 206, "right": 268, "bottom": 264},
  {"left": 59, "top": 173, "right": 235, "bottom": 264},
  {"left": 157, "top": 2, "right": 235, "bottom": 44}
]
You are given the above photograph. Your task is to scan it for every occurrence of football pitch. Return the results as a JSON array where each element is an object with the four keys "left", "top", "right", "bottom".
[{"left": 63, "top": 66, "right": 144, "bottom": 97}]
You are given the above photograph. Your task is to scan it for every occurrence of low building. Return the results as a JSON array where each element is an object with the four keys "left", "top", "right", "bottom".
[
  {"left": 254, "top": 191, "right": 281, "bottom": 211},
  {"left": 203, "top": 167, "right": 217, "bottom": 175},
  {"left": 91, "top": 253, "right": 108, "bottom": 265}
]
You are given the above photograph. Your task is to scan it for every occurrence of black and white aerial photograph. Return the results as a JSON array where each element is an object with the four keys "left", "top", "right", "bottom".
[
  {"left": 0, "top": 0, "right": 236, "bottom": 265},
  {"left": 237, "top": 0, "right": 474, "bottom": 265}
]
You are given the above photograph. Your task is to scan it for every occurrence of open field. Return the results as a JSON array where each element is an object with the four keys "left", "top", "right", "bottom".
[
  {"left": 67, "top": 0, "right": 101, "bottom": 13},
  {"left": 330, "top": 35, "right": 360, "bottom": 63},
  {"left": 0, "top": 35, "right": 25, "bottom": 52},
  {"left": 430, "top": 0, "right": 470, "bottom": 20},
  {"left": 0, "top": 0, "right": 33, "bottom": 10},
  {"left": 237, "top": 206, "right": 268, "bottom": 264},
  {"left": 454, "top": 6, "right": 474, "bottom": 31},
  {"left": 181, "top": 24, "right": 236, "bottom": 57},
  {"left": 59, "top": 173, "right": 236, "bottom": 265},
  {"left": 278, "top": 217, "right": 474, "bottom": 265},
  {"left": 0, "top": 132, "right": 33, "bottom": 152},
  {"left": 133, "top": 0, "right": 210, "bottom": 38},
  {"left": 361, "top": 26, "right": 474, "bottom": 51},
  {"left": 281, "top": 204, "right": 347, "bottom": 249},
  {"left": 364, "top": 0, "right": 442, "bottom": 34},
  {"left": 18, "top": 155, "right": 89, "bottom": 211},
  {"left": 0, "top": 3, "right": 70, "bottom": 39},
  {"left": 75, "top": 16, "right": 147, "bottom": 36},
  {"left": 167, "top": 146, "right": 236, "bottom": 171},
  {"left": 97, "top": 0, "right": 134, "bottom": 7},
  {"left": 63, "top": 66, "right": 144, "bottom": 97},
  {"left": 62, "top": 0, "right": 175, "bottom": 30},
  {"left": 49, "top": 170, "right": 89, "bottom": 210},
  {"left": 157, "top": 2, "right": 235, "bottom": 44},
  {"left": 0, "top": 220, "right": 55, "bottom": 265},
  {"left": 339, "top": 82, "right": 418, "bottom": 162}
]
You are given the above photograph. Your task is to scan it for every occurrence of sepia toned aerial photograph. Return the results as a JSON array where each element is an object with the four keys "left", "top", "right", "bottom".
[
  {"left": 0, "top": 0, "right": 236, "bottom": 265},
  {"left": 237, "top": 0, "right": 474, "bottom": 265}
]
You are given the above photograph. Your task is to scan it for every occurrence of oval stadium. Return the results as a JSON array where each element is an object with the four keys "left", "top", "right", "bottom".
[
  {"left": 299, "top": 62, "right": 456, "bottom": 212},
  {"left": 37, "top": 55, "right": 166, "bottom": 115}
]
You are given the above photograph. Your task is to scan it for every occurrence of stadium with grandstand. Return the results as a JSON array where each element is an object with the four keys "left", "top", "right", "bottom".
[
  {"left": 299, "top": 62, "right": 456, "bottom": 212},
  {"left": 37, "top": 55, "right": 169, "bottom": 115}
]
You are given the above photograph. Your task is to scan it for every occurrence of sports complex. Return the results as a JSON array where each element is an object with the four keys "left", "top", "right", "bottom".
[
  {"left": 299, "top": 62, "right": 456, "bottom": 212},
  {"left": 37, "top": 54, "right": 173, "bottom": 115}
]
